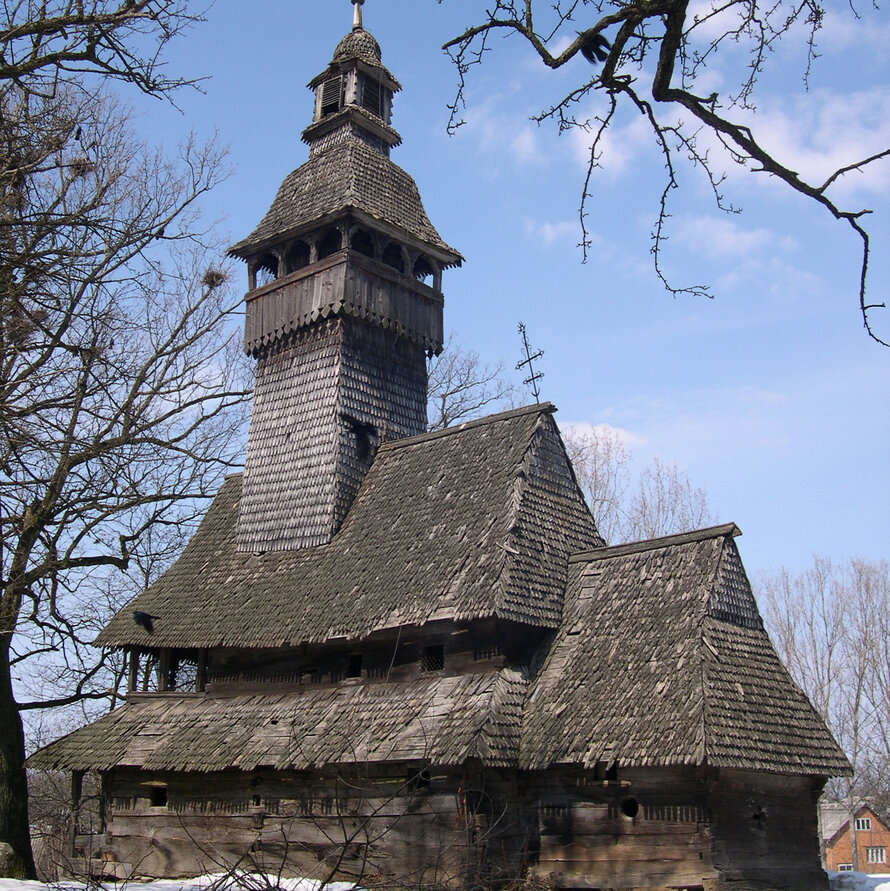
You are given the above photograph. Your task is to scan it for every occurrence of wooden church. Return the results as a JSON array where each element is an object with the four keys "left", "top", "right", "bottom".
[{"left": 30, "top": 4, "right": 850, "bottom": 889}]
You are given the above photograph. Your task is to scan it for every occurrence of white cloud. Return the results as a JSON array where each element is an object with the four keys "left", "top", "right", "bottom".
[
  {"left": 671, "top": 215, "right": 797, "bottom": 259},
  {"left": 687, "top": 88, "right": 890, "bottom": 200},
  {"left": 523, "top": 217, "right": 590, "bottom": 247},
  {"left": 456, "top": 98, "right": 547, "bottom": 166},
  {"left": 569, "top": 112, "right": 655, "bottom": 178},
  {"left": 559, "top": 420, "right": 647, "bottom": 450}
]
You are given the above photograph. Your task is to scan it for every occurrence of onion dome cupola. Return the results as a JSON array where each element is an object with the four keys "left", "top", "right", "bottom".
[{"left": 228, "top": 1, "right": 462, "bottom": 554}]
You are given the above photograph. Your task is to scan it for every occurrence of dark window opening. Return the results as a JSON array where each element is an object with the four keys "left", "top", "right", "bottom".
[
  {"left": 595, "top": 761, "right": 619, "bottom": 782},
  {"left": 350, "top": 228, "right": 375, "bottom": 258},
  {"left": 167, "top": 654, "right": 198, "bottom": 691},
  {"left": 252, "top": 794, "right": 262, "bottom": 807},
  {"left": 349, "top": 418, "right": 378, "bottom": 461},
  {"left": 300, "top": 667, "right": 320, "bottom": 684},
  {"left": 285, "top": 241, "right": 311, "bottom": 273},
  {"left": 382, "top": 243, "right": 405, "bottom": 273},
  {"left": 420, "top": 644, "right": 444, "bottom": 672},
  {"left": 413, "top": 256, "right": 434, "bottom": 284},
  {"left": 620, "top": 797, "right": 639, "bottom": 819},
  {"left": 317, "top": 229, "right": 342, "bottom": 260},
  {"left": 348, "top": 654, "right": 363, "bottom": 678},
  {"left": 149, "top": 786, "right": 168, "bottom": 808},
  {"left": 321, "top": 76, "right": 343, "bottom": 116},
  {"left": 360, "top": 76, "right": 383, "bottom": 117},
  {"left": 408, "top": 767, "right": 431, "bottom": 791}
]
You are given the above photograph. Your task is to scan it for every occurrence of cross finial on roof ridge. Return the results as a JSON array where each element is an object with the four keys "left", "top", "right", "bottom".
[{"left": 352, "top": 0, "right": 365, "bottom": 30}]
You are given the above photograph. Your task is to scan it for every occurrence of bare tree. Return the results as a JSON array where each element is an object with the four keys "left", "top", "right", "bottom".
[
  {"left": 427, "top": 333, "right": 517, "bottom": 430},
  {"left": 623, "top": 456, "right": 713, "bottom": 541},
  {"left": 0, "top": 2, "right": 249, "bottom": 878},
  {"left": 561, "top": 423, "right": 631, "bottom": 544},
  {"left": 759, "top": 557, "right": 890, "bottom": 835},
  {"left": 441, "top": 1, "right": 890, "bottom": 345},
  {"left": 562, "top": 424, "right": 712, "bottom": 543},
  {"left": 0, "top": 1, "right": 207, "bottom": 99}
]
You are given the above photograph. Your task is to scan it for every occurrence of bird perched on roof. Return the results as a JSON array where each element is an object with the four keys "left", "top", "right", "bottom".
[
  {"left": 133, "top": 610, "right": 160, "bottom": 633},
  {"left": 578, "top": 31, "right": 611, "bottom": 64}
]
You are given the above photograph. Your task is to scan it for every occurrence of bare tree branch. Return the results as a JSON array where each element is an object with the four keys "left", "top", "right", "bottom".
[{"left": 441, "top": 0, "right": 889, "bottom": 344}]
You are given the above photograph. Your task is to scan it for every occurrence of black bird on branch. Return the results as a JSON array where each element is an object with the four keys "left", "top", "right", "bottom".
[
  {"left": 579, "top": 31, "right": 611, "bottom": 64},
  {"left": 133, "top": 610, "right": 160, "bottom": 633}
]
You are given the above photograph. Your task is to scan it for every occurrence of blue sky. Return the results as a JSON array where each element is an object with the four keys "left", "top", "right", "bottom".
[{"left": 133, "top": 0, "right": 889, "bottom": 578}]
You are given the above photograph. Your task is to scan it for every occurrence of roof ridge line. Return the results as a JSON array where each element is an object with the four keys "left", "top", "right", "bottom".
[
  {"left": 569, "top": 522, "right": 741, "bottom": 563},
  {"left": 381, "top": 402, "right": 557, "bottom": 452}
]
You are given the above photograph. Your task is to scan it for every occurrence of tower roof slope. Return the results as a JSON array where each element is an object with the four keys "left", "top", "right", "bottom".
[
  {"left": 229, "top": 138, "right": 461, "bottom": 262},
  {"left": 520, "top": 527, "right": 851, "bottom": 776},
  {"left": 96, "top": 405, "right": 602, "bottom": 650}
]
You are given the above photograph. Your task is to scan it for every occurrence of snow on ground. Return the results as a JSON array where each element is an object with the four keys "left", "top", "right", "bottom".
[
  {"left": 0, "top": 876, "right": 356, "bottom": 891},
  {"left": 829, "top": 872, "right": 890, "bottom": 891},
  {"left": 1, "top": 873, "right": 889, "bottom": 891}
]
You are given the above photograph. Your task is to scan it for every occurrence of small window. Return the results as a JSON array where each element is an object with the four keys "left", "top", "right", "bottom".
[
  {"left": 856, "top": 817, "right": 872, "bottom": 831},
  {"left": 420, "top": 644, "right": 444, "bottom": 672},
  {"left": 149, "top": 786, "right": 168, "bottom": 808},
  {"left": 285, "top": 241, "right": 310, "bottom": 273},
  {"left": 317, "top": 229, "right": 342, "bottom": 260},
  {"left": 347, "top": 654, "right": 363, "bottom": 678},
  {"left": 321, "top": 76, "right": 342, "bottom": 116},
  {"left": 407, "top": 767, "right": 431, "bottom": 791},
  {"left": 838, "top": 864, "right": 854, "bottom": 872},
  {"left": 620, "top": 797, "right": 639, "bottom": 819},
  {"left": 413, "top": 256, "right": 434, "bottom": 284},
  {"left": 866, "top": 847, "right": 886, "bottom": 864},
  {"left": 350, "top": 228, "right": 375, "bottom": 258},
  {"left": 382, "top": 243, "right": 405, "bottom": 273},
  {"left": 360, "top": 76, "right": 383, "bottom": 117}
]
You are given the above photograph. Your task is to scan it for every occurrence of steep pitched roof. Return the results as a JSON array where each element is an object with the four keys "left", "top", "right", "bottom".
[
  {"left": 520, "top": 526, "right": 851, "bottom": 776},
  {"left": 97, "top": 405, "right": 603, "bottom": 650},
  {"left": 229, "top": 137, "right": 461, "bottom": 262},
  {"left": 28, "top": 668, "right": 526, "bottom": 773}
]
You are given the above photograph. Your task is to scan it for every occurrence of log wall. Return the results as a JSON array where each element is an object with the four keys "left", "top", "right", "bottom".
[
  {"left": 87, "top": 763, "right": 829, "bottom": 890},
  {"left": 96, "top": 764, "right": 531, "bottom": 886}
]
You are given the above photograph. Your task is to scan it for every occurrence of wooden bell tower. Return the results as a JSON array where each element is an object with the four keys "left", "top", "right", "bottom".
[{"left": 229, "top": 3, "right": 462, "bottom": 552}]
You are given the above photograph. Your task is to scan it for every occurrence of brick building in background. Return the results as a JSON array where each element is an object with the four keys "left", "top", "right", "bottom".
[{"left": 821, "top": 803, "right": 890, "bottom": 873}]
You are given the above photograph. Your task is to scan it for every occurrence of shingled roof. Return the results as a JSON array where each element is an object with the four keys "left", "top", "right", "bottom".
[
  {"left": 520, "top": 526, "right": 851, "bottom": 776},
  {"left": 28, "top": 668, "right": 526, "bottom": 773},
  {"left": 97, "top": 405, "right": 603, "bottom": 650},
  {"left": 229, "top": 137, "right": 461, "bottom": 262}
]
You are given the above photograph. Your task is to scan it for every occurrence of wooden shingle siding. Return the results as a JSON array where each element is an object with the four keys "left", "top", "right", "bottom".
[
  {"left": 238, "top": 315, "right": 429, "bottom": 552},
  {"left": 521, "top": 529, "right": 850, "bottom": 777}
]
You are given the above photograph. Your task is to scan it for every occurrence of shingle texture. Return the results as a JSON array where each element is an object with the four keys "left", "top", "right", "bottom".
[
  {"left": 229, "top": 137, "right": 459, "bottom": 260},
  {"left": 28, "top": 669, "right": 526, "bottom": 773},
  {"left": 520, "top": 527, "right": 851, "bottom": 776},
  {"left": 97, "top": 405, "right": 603, "bottom": 649},
  {"left": 237, "top": 318, "right": 428, "bottom": 551}
]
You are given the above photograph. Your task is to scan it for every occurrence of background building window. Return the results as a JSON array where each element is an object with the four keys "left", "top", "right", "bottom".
[
  {"left": 866, "top": 847, "right": 886, "bottom": 864},
  {"left": 856, "top": 817, "right": 872, "bottom": 831}
]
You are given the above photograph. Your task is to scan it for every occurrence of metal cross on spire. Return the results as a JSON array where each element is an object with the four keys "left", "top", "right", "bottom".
[
  {"left": 352, "top": 0, "right": 365, "bottom": 30},
  {"left": 516, "top": 322, "right": 545, "bottom": 404}
]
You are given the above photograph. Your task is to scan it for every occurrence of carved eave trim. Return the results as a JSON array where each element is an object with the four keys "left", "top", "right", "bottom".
[{"left": 301, "top": 106, "right": 402, "bottom": 148}]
